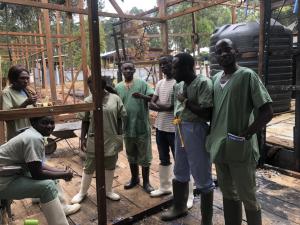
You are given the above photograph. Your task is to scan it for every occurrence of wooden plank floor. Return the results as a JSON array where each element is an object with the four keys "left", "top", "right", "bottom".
[
  {"left": 8, "top": 130, "right": 300, "bottom": 225},
  {"left": 266, "top": 111, "right": 294, "bottom": 149}
]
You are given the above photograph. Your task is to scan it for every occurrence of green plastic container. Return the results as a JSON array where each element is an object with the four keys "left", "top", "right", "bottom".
[{"left": 24, "top": 219, "right": 39, "bottom": 225}]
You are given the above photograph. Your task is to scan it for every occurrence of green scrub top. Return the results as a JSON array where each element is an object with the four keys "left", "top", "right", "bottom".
[
  {"left": 116, "top": 78, "right": 154, "bottom": 137},
  {"left": 1, "top": 86, "right": 32, "bottom": 140},
  {"left": 173, "top": 75, "right": 213, "bottom": 122},
  {"left": 0, "top": 127, "right": 45, "bottom": 191},
  {"left": 79, "top": 93, "right": 127, "bottom": 157},
  {"left": 206, "top": 67, "right": 272, "bottom": 163}
]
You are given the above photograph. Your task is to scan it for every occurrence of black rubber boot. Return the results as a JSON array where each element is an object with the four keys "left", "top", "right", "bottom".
[
  {"left": 201, "top": 190, "right": 214, "bottom": 225},
  {"left": 161, "top": 179, "right": 189, "bottom": 221},
  {"left": 142, "top": 166, "right": 154, "bottom": 193},
  {"left": 245, "top": 209, "right": 262, "bottom": 225},
  {"left": 223, "top": 198, "right": 242, "bottom": 225},
  {"left": 124, "top": 163, "right": 140, "bottom": 189}
]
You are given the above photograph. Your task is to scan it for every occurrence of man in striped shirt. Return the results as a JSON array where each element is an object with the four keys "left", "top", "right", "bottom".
[{"left": 149, "top": 55, "right": 176, "bottom": 197}]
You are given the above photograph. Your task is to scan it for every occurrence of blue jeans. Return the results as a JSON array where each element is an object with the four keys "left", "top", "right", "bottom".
[
  {"left": 174, "top": 121, "right": 214, "bottom": 194},
  {"left": 156, "top": 129, "right": 175, "bottom": 166}
]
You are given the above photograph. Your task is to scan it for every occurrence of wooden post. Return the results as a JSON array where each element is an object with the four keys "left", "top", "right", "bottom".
[
  {"left": 87, "top": 0, "right": 107, "bottom": 224},
  {"left": 158, "top": 0, "right": 168, "bottom": 80},
  {"left": 25, "top": 39, "right": 30, "bottom": 69},
  {"left": 0, "top": 56, "right": 5, "bottom": 144},
  {"left": 29, "top": 37, "right": 37, "bottom": 91},
  {"left": 191, "top": 11, "right": 196, "bottom": 57},
  {"left": 79, "top": 0, "right": 89, "bottom": 97},
  {"left": 42, "top": 0, "right": 57, "bottom": 103},
  {"left": 66, "top": 15, "right": 76, "bottom": 104},
  {"left": 38, "top": 17, "right": 48, "bottom": 91},
  {"left": 34, "top": 36, "right": 42, "bottom": 93},
  {"left": 112, "top": 27, "right": 122, "bottom": 82},
  {"left": 56, "top": 11, "right": 65, "bottom": 101},
  {"left": 231, "top": 6, "right": 237, "bottom": 24},
  {"left": 295, "top": 3, "right": 300, "bottom": 171}
]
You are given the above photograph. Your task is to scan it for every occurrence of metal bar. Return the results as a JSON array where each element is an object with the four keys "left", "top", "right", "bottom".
[{"left": 87, "top": 1, "right": 107, "bottom": 225}]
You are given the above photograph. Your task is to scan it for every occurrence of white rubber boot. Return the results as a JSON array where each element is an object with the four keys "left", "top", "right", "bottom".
[
  {"left": 62, "top": 204, "right": 81, "bottom": 216},
  {"left": 150, "top": 164, "right": 172, "bottom": 197},
  {"left": 41, "top": 197, "right": 69, "bottom": 225},
  {"left": 105, "top": 170, "right": 120, "bottom": 201},
  {"left": 187, "top": 176, "right": 194, "bottom": 209},
  {"left": 71, "top": 172, "right": 93, "bottom": 204}
]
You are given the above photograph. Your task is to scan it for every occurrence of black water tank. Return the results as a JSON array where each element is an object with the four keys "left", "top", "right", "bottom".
[{"left": 210, "top": 20, "right": 293, "bottom": 113}]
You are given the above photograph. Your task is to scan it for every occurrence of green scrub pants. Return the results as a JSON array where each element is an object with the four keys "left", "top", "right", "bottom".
[
  {"left": 215, "top": 161, "right": 261, "bottom": 211},
  {"left": 0, "top": 176, "right": 58, "bottom": 203},
  {"left": 124, "top": 135, "right": 152, "bottom": 167}
]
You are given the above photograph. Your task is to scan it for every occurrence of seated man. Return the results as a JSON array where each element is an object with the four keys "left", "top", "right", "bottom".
[{"left": 0, "top": 116, "right": 73, "bottom": 225}]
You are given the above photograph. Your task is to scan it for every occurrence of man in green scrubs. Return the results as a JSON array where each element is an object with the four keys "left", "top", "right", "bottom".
[
  {"left": 206, "top": 39, "right": 273, "bottom": 225},
  {"left": 116, "top": 61, "right": 154, "bottom": 193}
]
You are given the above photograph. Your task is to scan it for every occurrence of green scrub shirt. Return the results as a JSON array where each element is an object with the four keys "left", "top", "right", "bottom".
[
  {"left": 116, "top": 78, "right": 154, "bottom": 137},
  {"left": 79, "top": 93, "right": 127, "bottom": 157},
  {"left": 206, "top": 67, "right": 272, "bottom": 163},
  {"left": 173, "top": 75, "right": 213, "bottom": 122}
]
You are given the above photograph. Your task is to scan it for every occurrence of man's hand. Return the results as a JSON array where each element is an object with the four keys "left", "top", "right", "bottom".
[
  {"left": 177, "top": 93, "right": 186, "bottom": 103},
  {"left": 149, "top": 102, "right": 160, "bottom": 111},
  {"left": 64, "top": 169, "right": 73, "bottom": 182},
  {"left": 132, "top": 92, "right": 143, "bottom": 99},
  {"left": 25, "top": 95, "right": 38, "bottom": 106}
]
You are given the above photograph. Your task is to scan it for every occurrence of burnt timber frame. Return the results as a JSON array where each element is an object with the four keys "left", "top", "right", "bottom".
[{"left": 1, "top": 0, "right": 294, "bottom": 224}]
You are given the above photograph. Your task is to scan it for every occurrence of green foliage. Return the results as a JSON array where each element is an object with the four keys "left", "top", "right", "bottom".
[
  {"left": 168, "top": 4, "right": 232, "bottom": 51},
  {"left": 272, "top": 6, "right": 296, "bottom": 28}
]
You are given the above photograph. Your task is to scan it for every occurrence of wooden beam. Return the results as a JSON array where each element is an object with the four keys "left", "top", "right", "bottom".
[
  {"left": 109, "top": 0, "right": 124, "bottom": 15},
  {"left": 24, "top": 39, "right": 30, "bottom": 68},
  {"left": 54, "top": 37, "right": 80, "bottom": 48},
  {"left": 56, "top": 11, "right": 65, "bottom": 101},
  {"left": 0, "top": 43, "right": 44, "bottom": 47},
  {"left": 63, "top": 64, "right": 81, "bottom": 104},
  {"left": 0, "top": 31, "right": 80, "bottom": 39},
  {"left": 39, "top": 16, "right": 48, "bottom": 92},
  {"left": 158, "top": 0, "right": 168, "bottom": 58},
  {"left": 87, "top": 0, "right": 107, "bottom": 225},
  {"left": 118, "top": 21, "right": 155, "bottom": 35},
  {"left": 231, "top": 6, "right": 237, "bottom": 24},
  {"left": 0, "top": 0, "right": 163, "bottom": 22},
  {"left": 42, "top": 0, "right": 57, "bottom": 103},
  {"left": 0, "top": 103, "right": 93, "bottom": 121},
  {"left": 163, "top": 0, "right": 229, "bottom": 20},
  {"left": 79, "top": 0, "right": 89, "bottom": 97}
]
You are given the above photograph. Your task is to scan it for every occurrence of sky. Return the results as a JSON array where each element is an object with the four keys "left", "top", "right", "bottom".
[{"left": 103, "top": 0, "right": 157, "bottom": 13}]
